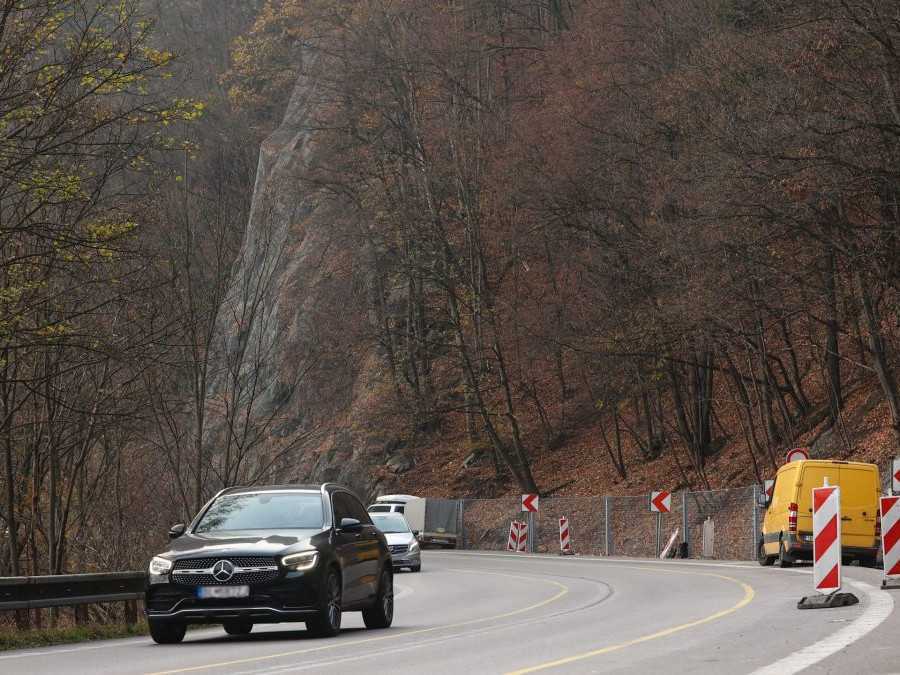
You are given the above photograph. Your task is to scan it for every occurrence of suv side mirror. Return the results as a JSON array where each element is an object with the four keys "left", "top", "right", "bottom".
[
  {"left": 168, "top": 523, "right": 186, "bottom": 539},
  {"left": 412, "top": 530, "right": 421, "bottom": 538},
  {"left": 339, "top": 517, "right": 363, "bottom": 533}
]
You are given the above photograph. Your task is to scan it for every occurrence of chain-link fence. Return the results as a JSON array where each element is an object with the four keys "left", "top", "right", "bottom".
[{"left": 456, "top": 486, "right": 766, "bottom": 561}]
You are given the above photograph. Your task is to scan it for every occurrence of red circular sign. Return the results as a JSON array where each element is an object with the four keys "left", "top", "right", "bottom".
[{"left": 786, "top": 447, "right": 810, "bottom": 463}]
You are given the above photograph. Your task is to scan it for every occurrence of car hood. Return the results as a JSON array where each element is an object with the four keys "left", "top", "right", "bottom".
[
  {"left": 161, "top": 529, "right": 325, "bottom": 559},
  {"left": 384, "top": 532, "right": 415, "bottom": 546}
]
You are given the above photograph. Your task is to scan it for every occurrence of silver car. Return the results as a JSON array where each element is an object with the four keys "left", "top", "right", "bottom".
[{"left": 370, "top": 513, "right": 421, "bottom": 572}]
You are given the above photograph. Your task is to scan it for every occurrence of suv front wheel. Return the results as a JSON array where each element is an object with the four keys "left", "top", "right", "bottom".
[
  {"left": 149, "top": 619, "right": 186, "bottom": 644},
  {"left": 306, "top": 569, "right": 342, "bottom": 637}
]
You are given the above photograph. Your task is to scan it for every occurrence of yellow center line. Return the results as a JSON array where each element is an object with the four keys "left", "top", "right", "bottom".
[
  {"left": 506, "top": 566, "right": 755, "bottom": 674},
  {"left": 145, "top": 569, "right": 569, "bottom": 675}
]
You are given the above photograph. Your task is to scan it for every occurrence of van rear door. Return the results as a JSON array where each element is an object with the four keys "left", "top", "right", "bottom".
[
  {"left": 797, "top": 464, "right": 838, "bottom": 532},
  {"left": 839, "top": 465, "right": 879, "bottom": 549}
]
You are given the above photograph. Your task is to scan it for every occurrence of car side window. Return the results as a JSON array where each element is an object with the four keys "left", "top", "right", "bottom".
[
  {"left": 345, "top": 493, "right": 373, "bottom": 524},
  {"left": 332, "top": 492, "right": 351, "bottom": 525}
]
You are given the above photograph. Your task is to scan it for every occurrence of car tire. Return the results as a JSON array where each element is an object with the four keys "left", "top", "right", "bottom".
[
  {"left": 757, "top": 538, "right": 775, "bottom": 567},
  {"left": 410, "top": 563, "right": 421, "bottom": 573},
  {"left": 778, "top": 539, "right": 793, "bottom": 568},
  {"left": 306, "top": 569, "right": 342, "bottom": 638},
  {"left": 362, "top": 567, "right": 394, "bottom": 629},
  {"left": 223, "top": 620, "right": 253, "bottom": 636},
  {"left": 149, "top": 619, "right": 186, "bottom": 644}
]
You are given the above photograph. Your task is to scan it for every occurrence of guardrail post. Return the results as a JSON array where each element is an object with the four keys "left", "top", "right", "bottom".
[
  {"left": 74, "top": 604, "right": 89, "bottom": 626},
  {"left": 604, "top": 495, "right": 612, "bottom": 556},
  {"left": 125, "top": 599, "right": 137, "bottom": 626},
  {"left": 682, "top": 491, "right": 689, "bottom": 558}
]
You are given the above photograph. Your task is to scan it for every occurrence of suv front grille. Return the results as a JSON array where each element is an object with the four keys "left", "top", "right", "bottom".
[
  {"left": 174, "top": 556, "right": 277, "bottom": 569},
  {"left": 171, "top": 556, "right": 280, "bottom": 586},
  {"left": 389, "top": 544, "right": 409, "bottom": 554}
]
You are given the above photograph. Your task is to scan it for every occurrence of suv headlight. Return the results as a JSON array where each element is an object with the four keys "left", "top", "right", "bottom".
[
  {"left": 409, "top": 539, "right": 420, "bottom": 552},
  {"left": 282, "top": 550, "right": 319, "bottom": 571},
  {"left": 149, "top": 556, "right": 173, "bottom": 575}
]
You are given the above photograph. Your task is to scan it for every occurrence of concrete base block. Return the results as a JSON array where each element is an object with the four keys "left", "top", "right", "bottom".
[{"left": 797, "top": 592, "right": 859, "bottom": 609}]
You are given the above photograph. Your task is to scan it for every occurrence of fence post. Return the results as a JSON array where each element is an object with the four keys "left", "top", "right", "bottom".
[
  {"left": 751, "top": 484, "right": 759, "bottom": 560},
  {"left": 124, "top": 599, "right": 138, "bottom": 627},
  {"left": 682, "top": 491, "right": 689, "bottom": 558},
  {"left": 457, "top": 499, "right": 465, "bottom": 550},
  {"left": 604, "top": 495, "right": 612, "bottom": 556},
  {"left": 527, "top": 510, "right": 536, "bottom": 554}
]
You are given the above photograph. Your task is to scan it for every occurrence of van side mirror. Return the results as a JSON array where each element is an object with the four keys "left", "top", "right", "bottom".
[
  {"left": 168, "top": 523, "right": 186, "bottom": 539},
  {"left": 412, "top": 530, "right": 421, "bottom": 538}
]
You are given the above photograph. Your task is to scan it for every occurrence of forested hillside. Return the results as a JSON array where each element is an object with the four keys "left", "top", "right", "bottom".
[{"left": 2, "top": 0, "right": 900, "bottom": 575}]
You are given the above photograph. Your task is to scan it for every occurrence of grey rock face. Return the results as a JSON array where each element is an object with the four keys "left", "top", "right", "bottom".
[{"left": 204, "top": 62, "right": 385, "bottom": 498}]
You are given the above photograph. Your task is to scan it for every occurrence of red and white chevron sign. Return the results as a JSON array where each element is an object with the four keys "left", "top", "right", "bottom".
[
  {"left": 521, "top": 493, "right": 539, "bottom": 513},
  {"left": 559, "top": 516, "right": 573, "bottom": 554},
  {"left": 881, "top": 497, "right": 900, "bottom": 580},
  {"left": 650, "top": 490, "right": 672, "bottom": 513},
  {"left": 892, "top": 458, "right": 900, "bottom": 495},
  {"left": 813, "top": 485, "right": 841, "bottom": 594}
]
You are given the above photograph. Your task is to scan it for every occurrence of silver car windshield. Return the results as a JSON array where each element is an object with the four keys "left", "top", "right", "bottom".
[
  {"left": 371, "top": 514, "right": 411, "bottom": 533},
  {"left": 195, "top": 492, "right": 324, "bottom": 533}
]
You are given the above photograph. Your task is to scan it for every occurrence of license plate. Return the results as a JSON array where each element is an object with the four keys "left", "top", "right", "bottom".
[{"left": 197, "top": 586, "right": 249, "bottom": 599}]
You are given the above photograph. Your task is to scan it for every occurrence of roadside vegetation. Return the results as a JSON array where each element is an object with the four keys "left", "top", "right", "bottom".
[{"left": 1, "top": 0, "right": 899, "bottom": 594}]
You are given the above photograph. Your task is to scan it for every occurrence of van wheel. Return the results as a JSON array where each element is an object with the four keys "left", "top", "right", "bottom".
[
  {"left": 778, "top": 539, "right": 793, "bottom": 568},
  {"left": 757, "top": 538, "right": 775, "bottom": 566}
]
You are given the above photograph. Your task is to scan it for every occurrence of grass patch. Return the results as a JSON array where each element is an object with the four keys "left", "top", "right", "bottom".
[{"left": 0, "top": 621, "right": 148, "bottom": 651}]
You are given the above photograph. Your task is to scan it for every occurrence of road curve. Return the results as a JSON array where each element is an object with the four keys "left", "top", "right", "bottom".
[{"left": 2, "top": 551, "right": 898, "bottom": 674}]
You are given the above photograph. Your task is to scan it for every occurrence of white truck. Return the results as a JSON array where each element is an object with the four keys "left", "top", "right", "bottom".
[{"left": 367, "top": 494, "right": 458, "bottom": 548}]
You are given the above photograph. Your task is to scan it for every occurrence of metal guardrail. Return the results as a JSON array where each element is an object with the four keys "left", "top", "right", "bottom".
[{"left": 0, "top": 572, "right": 144, "bottom": 612}]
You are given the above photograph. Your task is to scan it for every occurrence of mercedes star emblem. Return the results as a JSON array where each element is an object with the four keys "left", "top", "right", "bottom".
[{"left": 212, "top": 559, "right": 235, "bottom": 582}]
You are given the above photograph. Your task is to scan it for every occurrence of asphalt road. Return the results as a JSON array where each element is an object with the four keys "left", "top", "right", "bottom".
[{"left": 3, "top": 551, "right": 899, "bottom": 674}]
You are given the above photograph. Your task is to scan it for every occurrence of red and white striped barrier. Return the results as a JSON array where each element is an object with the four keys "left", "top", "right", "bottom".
[
  {"left": 881, "top": 496, "right": 900, "bottom": 583},
  {"left": 813, "top": 485, "right": 841, "bottom": 594},
  {"left": 559, "top": 516, "right": 573, "bottom": 554},
  {"left": 507, "top": 521, "right": 519, "bottom": 551},
  {"left": 517, "top": 521, "right": 528, "bottom": 552},
  {"left": 507, "top": 520, "right": 528, "bottom": 552}
]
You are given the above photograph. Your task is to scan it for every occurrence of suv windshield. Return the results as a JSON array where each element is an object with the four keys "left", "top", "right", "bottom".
[
  {"left": 371, "top": 514, "right": 410, "bottom": 533},
  {"left": 195, "top": 492, "right": 324, "bottom": 533}
]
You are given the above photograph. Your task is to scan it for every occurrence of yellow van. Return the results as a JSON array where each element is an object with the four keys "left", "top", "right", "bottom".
[{"left": 758, "top": 459, "right": 881, "bottom": 567}]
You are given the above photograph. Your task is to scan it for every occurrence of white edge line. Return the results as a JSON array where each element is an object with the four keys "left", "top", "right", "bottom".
[{"left": 749, "top": 579, "right": 893, "bottom": 675}]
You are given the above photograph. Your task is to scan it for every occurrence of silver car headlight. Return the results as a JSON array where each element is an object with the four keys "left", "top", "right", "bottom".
[
  {"left": 409, "top": 539, "right": 420, "bottom": 552},
  {"left": 282, "top": 550, "right": 319, "bottom": 571},
  {"left": 149, "top": 556, "right": 173, "bottom": 575}
]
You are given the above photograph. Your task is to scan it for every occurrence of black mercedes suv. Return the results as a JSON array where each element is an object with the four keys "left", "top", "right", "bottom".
[{"left": 145, "top": 484, "right": 393, "bottom": 644}]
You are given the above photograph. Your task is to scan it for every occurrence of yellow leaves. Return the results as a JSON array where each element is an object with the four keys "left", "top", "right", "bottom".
[
  {"left": 84, "top": 220, "right": 137, "bottom": 241},
  {"left": 18, "top": 169, "right": 84, "bottom": 202},
  {"left": 141, "top": 47, "right": 175, "bottom": 68}
]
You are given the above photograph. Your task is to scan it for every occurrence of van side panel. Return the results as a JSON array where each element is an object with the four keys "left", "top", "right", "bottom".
[{"left": 762, "top": 466, "right": 797, "bottom": 555}]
